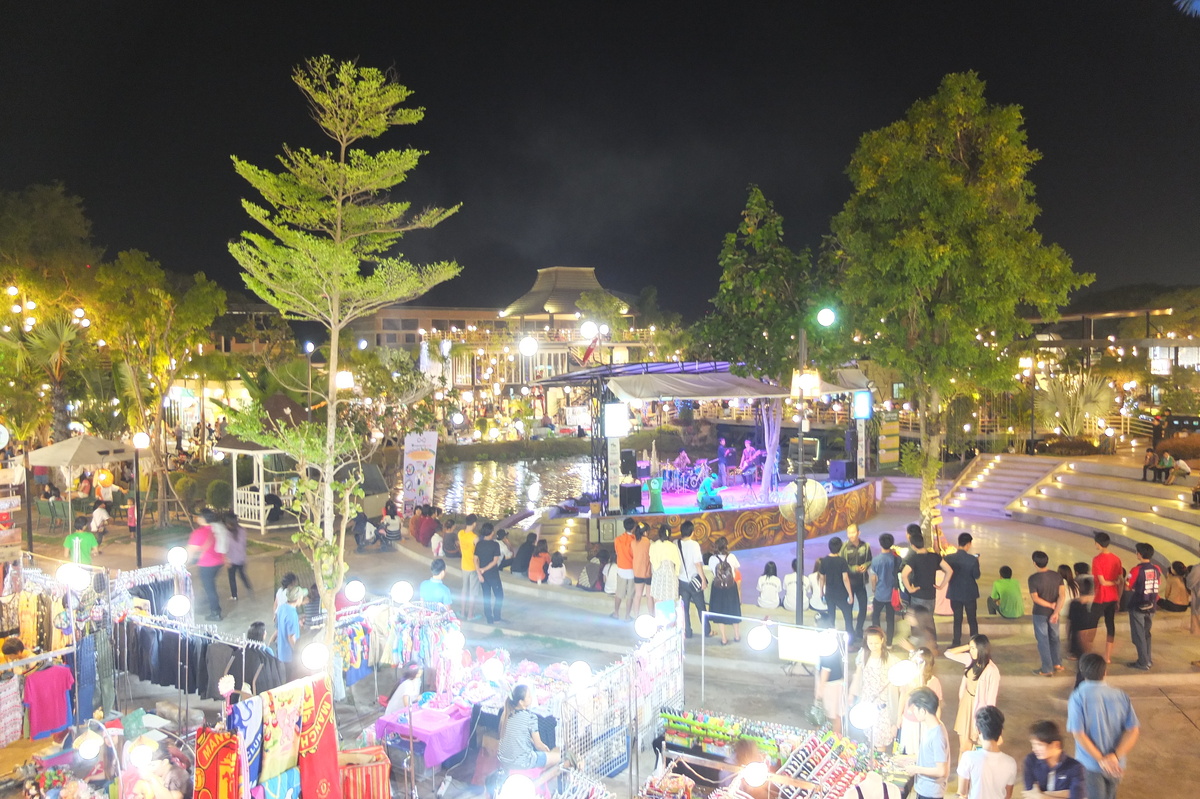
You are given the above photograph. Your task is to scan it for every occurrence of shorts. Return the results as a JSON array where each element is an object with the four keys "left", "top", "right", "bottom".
[
  {"left": 612, "top": 574, "right": 634, "bottom": 600},
  {"left": 818, "top": 679, "right": 844, "bottom": 720},
  {"left": 534, "top": 751, "right": 548, "bottom": 768},
  {"left": 461, "top": 568, "right": 482, "bottom": 600},
  {"left": 633, "top": 576, "right": 651, "bottom": 585}
]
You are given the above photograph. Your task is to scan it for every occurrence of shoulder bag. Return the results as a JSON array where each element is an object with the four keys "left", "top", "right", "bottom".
[{"left": 677, "top": 540, "right": 703, "bottom": 593}]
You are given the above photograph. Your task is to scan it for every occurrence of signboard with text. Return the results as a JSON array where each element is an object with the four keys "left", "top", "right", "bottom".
[{"left": 879, "top": 410, "right": 901, "bottom": 465}]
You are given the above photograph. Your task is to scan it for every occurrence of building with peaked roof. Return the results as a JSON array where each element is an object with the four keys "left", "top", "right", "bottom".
[{"left": 500, "top": 266, "right": 636, "bottom": 322}]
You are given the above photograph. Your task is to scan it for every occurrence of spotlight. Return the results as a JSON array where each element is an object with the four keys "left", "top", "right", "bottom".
[
  {"left": 302, "top": 642, "right": 328, "bottom": 671},
  {"left": 167, "top": 546, "right": 188, "bottom": 567},
  {"left": 343, "top": 580, "right": 366, "bottom": 603},
  {"left": 390, "top": 581, "right": 414, "bottom": 604},
  {"left": 166, "top": 594, "right": 192, "bottom": 618}
]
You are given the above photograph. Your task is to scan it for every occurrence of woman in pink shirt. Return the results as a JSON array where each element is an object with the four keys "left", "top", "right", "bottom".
[{"left": 187, "top": 508, "right": 226, "bottom": 621}]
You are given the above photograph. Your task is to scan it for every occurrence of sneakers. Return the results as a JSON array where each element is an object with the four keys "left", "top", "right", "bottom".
[
  {"left": 1125, "top": 661, "right": 1150, "bottom": 671},
  {"left": 1031, "top": 670, "right": 1054, "bottom": 677}
]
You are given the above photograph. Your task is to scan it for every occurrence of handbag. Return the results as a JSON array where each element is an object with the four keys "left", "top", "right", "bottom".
[
  {"left": 678, "top": 540, "right": 703, "bottom": 593},
  {"left": 890, "top": 588, "right": 902, "bottom": 611}
]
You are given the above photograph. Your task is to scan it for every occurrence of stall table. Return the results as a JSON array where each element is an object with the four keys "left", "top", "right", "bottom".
[{"left": 375, "top": 704, "right": 472, "bottom": 770}]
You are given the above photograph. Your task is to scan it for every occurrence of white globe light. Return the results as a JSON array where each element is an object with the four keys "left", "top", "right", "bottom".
[
  {"left": 579, "top": 321, "right": 599, "bottom": 340},
  {"left": 634, "top": 614, "right": 659, "bottom": 639},
  {"left": 129, "top": 739, "right": 156, "bottom": 769},
  {"left": 167, "top": 546, "right": 188, "bottom": 568},
  {"left": 335, "top": 370, "right": 355, "bottom": 390},
  {"left": 498, "top": 773, "right": 536, "bottom": 799},
  {"left": 481, "top": 658, "right": 505, "bottom": 683},
  {"left": 302, "top": 642, "right": 329, "bottom": 671},
  {"left": 166, "top": 594, "right": 191, "bottom": 618},
  {"left": 132, "top": 431, "right": 151, "bottom": 449},
  {"left": 742, "top": 761, "right": 769, "bottom": 788},
  {"left": 390, "top": 581, "right": 414, "bottom": 604},
  {"left": 598, "top": 324, "right": 610, "bottom": 336},
  {"left": 444, "top": 629, "right": 466, "bottom": 652},
  {"left": 1105, "top": 427, "right": 1115, "bottom": 437},
  {"left": 816, "top": 629, "right": 840, "bottom": 657},
  {"left": 76, "top": 731, "right": 102, "bottom": 760},
  {"left": 817, "top": 308, "right": 836, "bottom": 327},
  {"left": 343, "top": 580, "right": 366, "bottom": 603},
  {"left": 518, "top": 336, "right": 539, "bottom": 357},
  {"left": 849, "top": 701, "right": 880, "bottom": 731},
  {"left": 747, "top": 624, "right": 772, "bottom": 652},
  {"left": 55, "top": 563, "right": 90, "bottom": 593},
  {"left": 451, "top": 412, "right": 465, "bottom": 426},
  {"left": 568, "top": 660, "right": 593, "bottom": 685},
  {"left": 888, "top": 658, "right": 919, "bottom": 687}
]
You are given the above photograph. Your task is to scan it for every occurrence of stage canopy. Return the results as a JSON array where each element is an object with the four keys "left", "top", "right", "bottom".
[{"left": 607, "top": 372, "right": 790, "bottom": 402}]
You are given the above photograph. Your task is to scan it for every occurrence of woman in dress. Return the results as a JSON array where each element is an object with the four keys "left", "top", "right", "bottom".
[
  {"left": 896, "top": 647, "right": 942, "bottom": 755},
  {"left": 648, "top": 524, "right": 682, "bottom": 604},
  {"left": 848, "top": 626, "right": 900, "bottom": 753},
  {"left": 706, "top": 537, "right": 743, "bottom": 645},
  {"left": 944, "top": 634, "right": 1000, "bottom": 757}
]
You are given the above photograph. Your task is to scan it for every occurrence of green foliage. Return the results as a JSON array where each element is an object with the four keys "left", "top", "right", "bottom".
[
  {"left": 576, "top": 289, "right": 630, "bottom": 332},
  {"left": 0, "top": 183, "right": 103, "bottom": 310},
  {"left": 691, "top": 186, "right": 836, "bottom": 381},
  {"left": 1156, "top": 437, "right": 1200, "bottom": 460},
  {"left": 0, "top": 313, "right": 92, "bottom": 442},
  {"left": 632, "top": 286, "right": 681, "bottom": 331},
  {"left": 1043, "top": 436, "right": 1103, "bottom": 456},
  {"left": 1036, "top": 370, "right": 1116, "bottom": 437},
  {"left": 206, "top": 479, "right": 233, "bottom": 510},
  {"left": 173, "top": 476, "right": 199, "bottom": 508}
]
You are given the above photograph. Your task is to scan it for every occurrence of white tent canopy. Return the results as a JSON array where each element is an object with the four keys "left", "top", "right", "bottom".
[
  {"left": 26, "top": 436, "right": 134, "bottom": 467},
  {"left": 606, "top": 373, "right": 791, "bottom": 403}
]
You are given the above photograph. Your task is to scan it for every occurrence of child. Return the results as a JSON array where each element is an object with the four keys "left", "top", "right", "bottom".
[
  {"left": 64, "top": 516, "right": 99, "bottom": 565},
  {"left": 274, "top": 572, "right": 298, "bottom": 612},
  {"left": 90, "top": 500, "right": 111, "bottom": 551},
  {"left": 1067, "top": 575, "right": 1099, "bottom": 658},
  {"left": 527, "top": 541, "right": 551, "bottom": 584},
  {"left": 896, "top": 647, "right": 942, "bottom": 755},
  {"left": 547, "top": 551, "right": 572, "bottom": 586},
  {"left": 987, "top": 565, "right": 1024, "bottom": 618},
  {"left": 601, "top": 550, "right": 617, "bottom": 595},
  {"left": 756, "top": 561, "right": 783, "bottom": 609},
  {"left": 384, "top": 662, "right": 423, "bottom": 716},
  {"left": 429, "top": 522, "right": 445, "bottom": 558},
  {"left": 956, "top": 706, "right": 1017, "bottom": 799}
]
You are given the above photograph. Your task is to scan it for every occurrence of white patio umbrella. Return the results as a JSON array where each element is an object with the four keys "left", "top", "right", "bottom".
[{"left": 27, "top": 436, "right": 135, "bottom": 507}]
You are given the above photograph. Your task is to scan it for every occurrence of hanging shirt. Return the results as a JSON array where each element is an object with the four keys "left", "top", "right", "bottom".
[
  {"left": 228, "top": 696, "right": 264, "bottom": 788},
  {"left": 195, "top": 726, "right": 242, "bottom": 799},
  {"left": 297, "top": 678, "right": 341, "bottom": 799},
  {"left": 0, "top": 675, "right": 22, "bottom": 747},
  {"left": 24, "top": 663, "right": 75, "bottom": 739}
]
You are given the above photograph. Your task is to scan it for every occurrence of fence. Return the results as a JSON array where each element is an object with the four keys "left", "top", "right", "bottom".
[{"left": 559, "top": 622, "right": 685, "bottom": 794}]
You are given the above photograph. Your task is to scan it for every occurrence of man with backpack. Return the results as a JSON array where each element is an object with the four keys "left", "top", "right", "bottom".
[{"left": 1126, "top": 543, "right": 1163, "bottom": 671}]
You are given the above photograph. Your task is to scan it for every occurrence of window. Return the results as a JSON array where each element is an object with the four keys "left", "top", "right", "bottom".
[
  {"left": 432, "top": 319, "right": 449, "bottom": 331},
  {"left": 381, "top": 318, "right": 402, "bottom": 331},
  {"left": 450, "top": 320, "right": 466, "bottom": 330},
  {"left": 400, "top": 318, "right": 418, "bottom": 331},
  {"left": 385, "top": 333, "right": 397, "bottom": 344},
  {"left": 404, "top": 333, "right": 417, "bottom": 344},
  {"left": 891, "top": 382, "right": 905, "bottom": 399},
  {"left": 493, "top": 320, "right": 508, "bottom": 329}
]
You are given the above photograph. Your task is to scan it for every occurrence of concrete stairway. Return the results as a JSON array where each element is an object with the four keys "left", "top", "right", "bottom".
[
  {"left": 1014, "top": 458, "right": 1200, "bottom": 567},
  {"left": 943, "top": 454, "right": 1061, "bottom": 518},
  {"left": 877, "top": 476, "right": 943, "bottom": 508}
]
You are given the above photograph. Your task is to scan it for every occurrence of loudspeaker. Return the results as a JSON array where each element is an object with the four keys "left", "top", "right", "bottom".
[
  {"left": 829, "top": 459, "right": 856, "bottom": 483},
  {"left": 621, "top": 448, "right": 637, "bottom": 477}
]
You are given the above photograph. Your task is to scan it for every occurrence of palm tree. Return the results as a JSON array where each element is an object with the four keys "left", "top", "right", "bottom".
[
  {"left": 0, "top": 314, "right": 87, "bottom": 442},
  {"left": 1036, "top": 370, "right": 1116, "bottom": 438}
]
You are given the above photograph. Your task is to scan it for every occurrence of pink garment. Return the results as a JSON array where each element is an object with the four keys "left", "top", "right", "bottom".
[
  {"left": 374, "top": 705, "right": 471, "bottom": 769},
  {"left": 24, "top": 664, "right": 75, "bottom": 738},
  {"left": 189, "top": 524, "right": 223, "bottom": 567}
]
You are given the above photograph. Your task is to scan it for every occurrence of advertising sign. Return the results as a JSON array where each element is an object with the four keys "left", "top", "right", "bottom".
[
  {"left": 879, "top": 410, "right": 901, "bottom": 465},
  {"left": 401, "top": 431, "right": 439, "bottom": 516}
]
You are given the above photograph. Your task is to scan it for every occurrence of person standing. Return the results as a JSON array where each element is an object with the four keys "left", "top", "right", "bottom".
[
  {"left": 902, "top": 687, "right": 950, "bottom": 799},
  {"left": 1023, "top": 720, "right": 1087, "bottom": 799},
  {"left": 630, "top": 522, "right": 653, "bottom": 618},
  {"left": 715, "top": 437, "right": 734, "bottom": 487},
  {"left": 707, "top": 537, "right": 743, "bottom": 645},
  {"left": 819, "top": 537, "right": 854, "bottom": 636},
  {"left": 648, "top": 524, "right": 682, "bottom": 605},
  {"left": 474, "top": 522, "right": 505, "bottom": 625},
  {"left": 611, "top": 519, "right": 636, "bottom": 621},
  {"left": 272, "top": 585, "right": 304, "bottom": 679},
  {"left": 848, "top": 627, "right": 900, "bottom": 753},
  {"left": 188, "top": 508, "right": 226, "bottom": 621},
  {"left": 1028, "top": 550, "right": 1066, "bottom": 677},
  {"left": 458, "top": 514, "right": 481, "bottom": 621},
  {"left": 955, "top": 706, "right": 1017, "bottom": 799},
  {"left": 902, "top": 531, "right": 952, "bottom": 643},
  {"left": 943, "top": 533, "right": 981, "bottom": 648},
  {"left": 224, "top": 512, "right": 252, "bottom": 601},
  {"left": 869, "top": 533, "right": 901, "bottom": 645},
  {"left": 675, "top": 521, "right": 709, "bottom": 639},
  {"left": 419, "top": 559, "right": 453, "bottom": 608},
  {"left": 1068, "top": 654, "right": 1140, "bottom": 799},
  {"left": 1091, "top": 533, "right": 1124, "bottom": 663},
  {"left": 944, "top": 635, "right": 1000, "bottom": 758},
  {"left": 842, "top": 523, "right": 872, "bottom": 640},
  {"left": 63, "top": 516, "right": 99, "bottom": 565},
  {"left": 1125, "top": 543, "right": 1163, "bottom": 671}
]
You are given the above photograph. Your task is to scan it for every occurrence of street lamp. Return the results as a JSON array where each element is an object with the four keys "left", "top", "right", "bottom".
[
  {"left": 794, "top": 307, "right": 835, "bottom": 626},
  {"left": 132, "top": 432, "right": 150, "bottom": 568},
  {"left": 518, "top": 336, "right": 538, "bottom": 383},
  {"left": 304, "top": 342, "right": 315, "bottom": 422}
]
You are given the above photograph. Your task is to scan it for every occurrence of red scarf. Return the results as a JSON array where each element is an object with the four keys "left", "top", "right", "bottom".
[
  {"left": 297, "top": 677, "right": 342, "bottom": 799},
  {"left": 194, "top": 727, "right": 241, "bottom": 799}
]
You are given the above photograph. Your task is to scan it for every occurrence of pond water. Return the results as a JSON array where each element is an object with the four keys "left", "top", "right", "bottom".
[{"left": 431, "top": 456, "right": 593, "bottom": 518}]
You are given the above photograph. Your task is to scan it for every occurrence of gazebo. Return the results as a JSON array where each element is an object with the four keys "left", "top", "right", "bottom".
[{"left": 212, "top": 395, "right": 303, "bottom": 535}]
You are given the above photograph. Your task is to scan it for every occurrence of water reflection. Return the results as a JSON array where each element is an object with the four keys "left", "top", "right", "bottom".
[{"left": 429, "top": 456, "right": 591, "bottom": 518}]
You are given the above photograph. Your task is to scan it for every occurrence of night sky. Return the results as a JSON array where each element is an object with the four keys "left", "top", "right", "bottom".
[{"left": 2, "top": 2, "right": 1198, "bottom": 317}]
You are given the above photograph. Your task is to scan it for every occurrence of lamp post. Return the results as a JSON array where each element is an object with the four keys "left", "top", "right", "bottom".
[
  {"left": 304, "top": 342, "right": 315, "bottom": 422},
  {"left": 132, "top": 432, "right": 150, "bottom": 568},
  {"left": 795, "top": 308, "right": 835, "bottom": 627}
]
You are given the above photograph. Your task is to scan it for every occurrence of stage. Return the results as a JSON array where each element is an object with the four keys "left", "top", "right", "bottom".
[{"left": 589, "top": 479, "right": 878, "bottom": 552}]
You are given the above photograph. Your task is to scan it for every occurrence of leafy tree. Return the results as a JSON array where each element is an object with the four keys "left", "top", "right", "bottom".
[
  {"left": 827, "top": 72, "right": 1093, "bottom": 530},
  {"left": 690, "top": 186, "right": 837, "bottom": 494},
  {"left": 0, "top": 314, "right": 90, "bottom": 442},
  {"left": 632, "top": 286, "right": 681, "bottom": 331},
  {"left": 0, "top": 183, "right": 103, "bottom": 310},
  {"left": 93, "top": 250, "right": 226, "bottom": 524},
  {"left": 575, "top": 289, "right": 630, "bottom": 332},
  {"left": 228, "top": 56, "right": 460, "bottom": 662}
]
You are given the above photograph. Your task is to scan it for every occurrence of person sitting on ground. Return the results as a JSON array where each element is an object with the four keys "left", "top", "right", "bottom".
[
  {"left": 527, "top": 540, "right": 551, "bottom": 584},
  {"left": 64, "top": 515, "right": 99, "bottom": 565},
  {"left": 1165, "top": 456, "right": 1192, "bottom": 486},
  {"left": 547, "top": 551, "right": 572, "bottom": 586},
  {"left": 582, "top": 550, "right": 609, "bottom": 592},
  {"left": 757, "top": 561, "right": 783, "bottom": 609},
  {"left": 956, "top": 706, "right": 1017, "bottom": 799},
  {"left": 407, "top": 505, "right": 423, "bottom": 542},
  {"left": 497, "top": 684, "right": 561, "bottom": 775},
  {"left": 352, "top": 511, "right": 377, "bottom": 553},
  {"left": 496, "top": 529, "right": 514, "bottom": 570},
  {"left": 511, "top": 532, "right": 537, "bottom": 576},
  {"left": 380, "top": 509, "right": 403, "bottom": 549},
  {"left": 384, "top": 662, "right": 423, "bottom": 717},
  {"left": 987, "top": 565, "right": 1024, "bottom": 618},
  {"left": 1158, "top": 561, "right": 1190, "bottom": 612},
  {"left": 420, "top": 559, "right": 454, "bottom": 608},
  {"left": 1141, "top": 447, "right": 1157, "bottom": 482},
  {"left": 1024, "top": 719, "right": 1086, "bottom": 798},
  {"left": 429, "top": 521, "right": 445, "bottom": 558}
]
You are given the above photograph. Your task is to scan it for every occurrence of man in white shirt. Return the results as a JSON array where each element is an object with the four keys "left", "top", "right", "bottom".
[
  {"left": 957, "top": 705, "right": 1017, "bottom": 799},
  {"left": 676, "top": 521, "right": 709, "bottom": 638}
]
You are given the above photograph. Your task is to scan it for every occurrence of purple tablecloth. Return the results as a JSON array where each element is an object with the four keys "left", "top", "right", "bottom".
[{"left": 375, "top": 705, "right": 472, "bottom": 769}]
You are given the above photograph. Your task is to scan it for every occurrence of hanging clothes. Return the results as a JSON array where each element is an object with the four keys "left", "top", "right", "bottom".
[
  {"left": 75, "top": 634, "right": 97, "bottom": 720},
  {"left": 0, "top": 676, "right": 22, "bottom": 747},
  {"left": 260, "top": 767, "right": 300, "bottom": 799},
  {"left": 228, "top": 695, "right": 264, "bottom": 790},
  {"left": 204, "top": 643, "right": 236, "bottom": 701},
  {"left": 24, "top": 663, "right": 74, "bottom": 739},
  {"left": 195, "top": 727, "right": 242, "bottom": 799},
  {"left": 260, "top": 681, "right": 305, "bottom": 782},
  {"left": 94, "top": 627, "right": 116, "bottom": 715},
  {"left": 17, "top": 592, "right": 39, "bottom": 650},
  {"left": 298, "top": 678, "right": 342, "bottom": 799}
]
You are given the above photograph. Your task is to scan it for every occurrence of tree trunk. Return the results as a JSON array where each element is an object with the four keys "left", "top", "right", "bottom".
[
  {"left": 917, "top": 387, "right": 943, "bottom": 537},
  {"left": 50, "top": 381, "right": 69, "bottom": 443}
]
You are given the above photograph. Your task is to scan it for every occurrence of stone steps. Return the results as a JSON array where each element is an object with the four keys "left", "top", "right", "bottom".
[{"left": 943, "top": 455, "right": 1061, "bottom": 518}]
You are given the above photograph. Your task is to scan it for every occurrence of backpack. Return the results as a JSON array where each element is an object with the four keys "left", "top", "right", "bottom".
[{"left": 713, "top": 555, "right": 735, "bottom": 589}]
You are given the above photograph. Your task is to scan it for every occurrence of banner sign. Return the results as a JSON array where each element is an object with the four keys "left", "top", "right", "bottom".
[
  {"left": 879, "top": 410, "right": 900, "bottom": 465},
  {"left": 607, "top": 438, "right": 622, "bottom": 512},
  {"left": 402, "top": 432, "right": 439, "bottom": 517}
]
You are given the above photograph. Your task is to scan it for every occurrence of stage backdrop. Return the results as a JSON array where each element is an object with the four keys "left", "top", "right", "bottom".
[{"left": 618, "top": 481, "right": 877, "bottom": 552}]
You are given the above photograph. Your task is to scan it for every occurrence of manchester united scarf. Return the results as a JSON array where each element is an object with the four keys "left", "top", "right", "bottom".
[{"left": 298, "top": 677, "right": 342, "bottom": 799}]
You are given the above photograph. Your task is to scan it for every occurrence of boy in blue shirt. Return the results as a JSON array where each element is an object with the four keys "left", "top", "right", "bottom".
[{"left": 420, "top": 558, "right": 454, "bottom": 608}]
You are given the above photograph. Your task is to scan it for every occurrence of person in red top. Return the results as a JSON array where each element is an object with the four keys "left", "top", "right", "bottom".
[
  {"left": 630, "top": 523, "right": 653, "bottom": 618},
  {"left": 1090, "top": 532, "right": 1125, "bottom": 663},
  {"left": 611, "top": 519, "right": 637, "bottom": 620}
]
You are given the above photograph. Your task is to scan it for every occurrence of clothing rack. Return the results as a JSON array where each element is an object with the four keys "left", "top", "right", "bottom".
[
  {"left": 113, "top": 564, "right": 188, "bottom": 590},
  {"left": 0, "top": 645, "right": 75, "bottom": 675}
]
